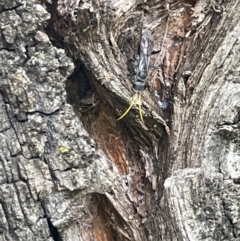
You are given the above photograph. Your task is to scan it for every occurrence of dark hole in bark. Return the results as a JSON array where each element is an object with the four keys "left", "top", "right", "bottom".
[
  {"left": 47, "top": 217, "right": 62, "bottom": 241},
  {"left": 234, "top": 107, "right": 240, "bottom": 124},
  {"left": 66, "top": 62, "right": 93, "bottom": 106}
]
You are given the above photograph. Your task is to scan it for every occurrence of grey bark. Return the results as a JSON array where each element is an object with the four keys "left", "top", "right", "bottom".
[
  {"left": 0, "top": 0, "right": 240, "bottom": 241},
  {"left": 0, "top": 1, "right": 116, "bottom": 241}
]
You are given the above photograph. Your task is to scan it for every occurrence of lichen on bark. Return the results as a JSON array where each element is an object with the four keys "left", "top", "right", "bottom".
[
  {"left": 1, "top": 0, "right": 240, "bottom": 241},
  {"left": 0, "top": 0, "right": 118, "bottom": 240}
]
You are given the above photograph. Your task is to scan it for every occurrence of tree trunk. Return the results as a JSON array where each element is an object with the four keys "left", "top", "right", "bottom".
[{"left": 1, "top": 0, "right": 240, "bottom": 240}]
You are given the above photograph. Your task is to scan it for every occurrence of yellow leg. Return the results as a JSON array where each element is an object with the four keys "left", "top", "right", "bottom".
[
  {"left": 138, "top": 94, "right": 144, "bottom": 124},
  {"left": 117, "top": 93, "right": 138, "bottom": 121}
]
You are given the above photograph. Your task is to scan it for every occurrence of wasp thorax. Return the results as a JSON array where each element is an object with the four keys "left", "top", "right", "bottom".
[
  {"left": 133, "top": 81, "right": 146, "bottom": 91},
  {"left": 139, "top": 71, "right": 147, "bottom": 79}
]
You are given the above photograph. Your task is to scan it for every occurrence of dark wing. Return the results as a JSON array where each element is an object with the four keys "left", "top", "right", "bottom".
[{"left": 138, "top": 30, "right": 153, "bottom": 79}]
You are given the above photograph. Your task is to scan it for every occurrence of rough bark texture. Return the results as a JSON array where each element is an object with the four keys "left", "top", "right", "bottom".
[
  {"left": 0, "top": 1, "right": 116, "bottom": 240},
  {"left": 0, "top": 0, "right": 240, "bottom": 241}
]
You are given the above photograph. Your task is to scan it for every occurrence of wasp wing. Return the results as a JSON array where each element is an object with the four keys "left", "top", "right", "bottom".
[{"left": 138, "top": 30, "right": 153, "bottom": 79}]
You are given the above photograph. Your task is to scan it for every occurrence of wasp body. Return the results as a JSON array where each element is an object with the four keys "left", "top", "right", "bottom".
[
  {"left": 133, "top": 30, "right": 153, "bottom": 91},
  {"left": 117, "top": 29, "right": 153, "bottom": 124}
]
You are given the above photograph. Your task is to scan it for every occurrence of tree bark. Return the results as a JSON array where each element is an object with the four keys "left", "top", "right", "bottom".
[{"left": 1, "top": 0, "right": 240, "bottom": 241}]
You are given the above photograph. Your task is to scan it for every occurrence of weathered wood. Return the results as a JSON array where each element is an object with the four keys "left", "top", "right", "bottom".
[{"left": 1, "top": 0, "right": 240, "bottom": 240}]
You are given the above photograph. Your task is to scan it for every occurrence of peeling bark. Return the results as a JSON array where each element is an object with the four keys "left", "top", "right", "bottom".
[{"left": 0, "top": 0, "right": 240, "bottom": 241}]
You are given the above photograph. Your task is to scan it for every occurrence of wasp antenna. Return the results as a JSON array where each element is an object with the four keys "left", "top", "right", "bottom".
[
  {"left": 117, "top": 93, "right": 138, "bottom": 121},
  {"left": 138, "top": 94, "right": 144, "bottom": 124}
]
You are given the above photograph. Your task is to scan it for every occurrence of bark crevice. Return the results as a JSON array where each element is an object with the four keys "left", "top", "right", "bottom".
[{"left": 1, "top": 0, "right": 240, "bottom": 240}]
